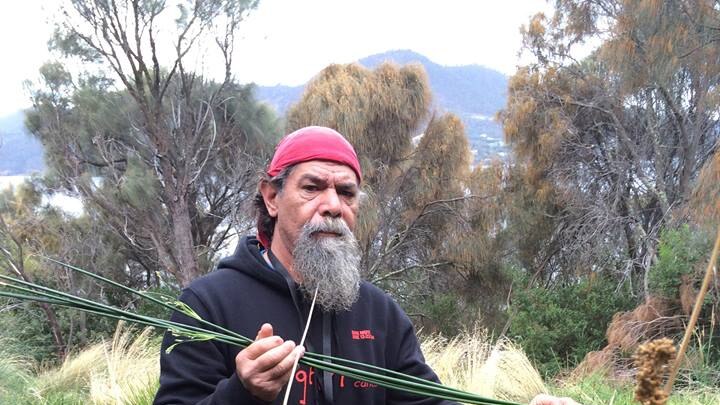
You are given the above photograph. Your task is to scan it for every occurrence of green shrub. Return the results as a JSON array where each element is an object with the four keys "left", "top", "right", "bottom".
[
  {"left": 509, "top": 275, "right": 636, "bottom": 377},
  {"left": 418, "top": 293, "right": 464, "bottom": 337},
  {"left": 0, "top": 298, "right": 118, "bottom": 364},
  {"left": 648, "top": 225, "right": 712, "bottom": 300}
]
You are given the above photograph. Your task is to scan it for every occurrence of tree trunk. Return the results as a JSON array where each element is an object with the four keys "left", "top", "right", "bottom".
[
  {"left": 171, "top": 198, "right": 201, "bottom": 287},
  {"left": 38, "top": 302, "right": 67, "bottom": 358}
]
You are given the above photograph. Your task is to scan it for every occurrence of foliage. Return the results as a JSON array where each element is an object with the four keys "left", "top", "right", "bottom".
[
  {"left": 681, "top": 330, "right": 720, "bottom": 389},
  {"left": 418, "top": 293, "right": 464, "bottom": 337},
  {"left": 286, "top": 62, "right": 512, "bottom": 334},
  {"left": 554, "top": 372, "right": 720, "bottom": 405},
  {"left": 509, "top": 275, "right": 636, "bottom": 377},
  {"left": 0, "top": 338, "right": 32, "bottom": 404},
  {"left": 26, "top": 0, "right": 279, "bottom": 287},
  {"left": 648, "top": 225, "right": 713, "bottom": 300},
  {"left": 0, "top": 180, "right": 153, "bottom": 361},
  {"left": 500, "top": 0, "right": 720, "bottom": 292},
  {"left": 0, "top": 299, "right": 114, "bottom": 364}
]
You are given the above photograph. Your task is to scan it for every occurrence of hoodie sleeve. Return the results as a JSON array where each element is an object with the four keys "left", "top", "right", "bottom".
[
  {"left": 153, "top": 289, "right": 269, "bottom": 405},
  {"left": 386, "top": 305, "right": 459, "bottom": 405}
]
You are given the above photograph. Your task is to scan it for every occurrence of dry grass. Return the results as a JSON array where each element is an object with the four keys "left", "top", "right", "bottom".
[
  {"left": 31, "top": 322, "right": 159, "bottom": 404},
  {"left": 88, "top": 324, "right": 159, "bottom": 404},
  {"left": 31, "top": 343, "right": 107, "bottom": 399},
  {"left": 421, "top": 329, "right": 547, "bottom": 404},
  {"left": 574, "top": 296, "right": 684, "bottom": 380}
]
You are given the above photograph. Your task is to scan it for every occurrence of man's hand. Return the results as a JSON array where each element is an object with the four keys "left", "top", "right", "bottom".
[
  {"left": 530, "top": 394, "right": 582, "bottom": 405},
  {"left": 235, "top": 323, "right": 305, "bottom": 402}
]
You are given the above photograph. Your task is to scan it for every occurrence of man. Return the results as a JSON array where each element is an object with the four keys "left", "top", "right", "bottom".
[{"left": 154, "top": 126, "right": 579, "bottom": 405}]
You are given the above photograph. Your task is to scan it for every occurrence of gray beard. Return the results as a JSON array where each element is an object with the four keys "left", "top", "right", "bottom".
[{"left": 292, "top": 217, "right": 362, "bottom": 313}]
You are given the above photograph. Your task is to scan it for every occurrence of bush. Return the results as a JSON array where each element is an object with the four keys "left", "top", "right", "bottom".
[
  {"left": 509, "top": 275, "right": 636, "bottom": 377},
  {"left": 648, "top": 225, "right": 713, "bottom": 300}
]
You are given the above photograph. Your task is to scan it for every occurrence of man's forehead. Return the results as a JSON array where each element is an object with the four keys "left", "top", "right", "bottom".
[
  {"left": 267, "top": 126, "right": 362, "bottom": 183},
  {"left": 293, "top": 160, "right": 359, "bottom": 184}
]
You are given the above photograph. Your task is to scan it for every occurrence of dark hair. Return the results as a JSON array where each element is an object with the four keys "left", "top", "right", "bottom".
[{"left": 254, "top": 165, "right": 295, "bottom": 245}]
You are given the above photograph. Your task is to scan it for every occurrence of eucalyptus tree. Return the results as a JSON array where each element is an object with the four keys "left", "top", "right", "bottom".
[{"left": 26, "top": 0, "right": 279, "bottom": 287}]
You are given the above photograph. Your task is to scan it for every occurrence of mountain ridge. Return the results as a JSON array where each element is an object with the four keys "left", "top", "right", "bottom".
[
  {"left": 0, "top": 110, "right": 44, "bottom": 175},
  {"left": 256, "top": 50, "right": 508, "bottom": 161}
]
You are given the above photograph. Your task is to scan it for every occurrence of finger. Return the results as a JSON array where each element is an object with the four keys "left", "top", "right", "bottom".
[
  {"left": 263, "top": 345, "right": 305, "bottom": 381},
  {"left": 254, "top": 340, "right": 297, "bottom": 373},
  {"left": 255, "top": 323, "right": 274, "bottom": 340},
  {"left": 242, "top": 335, "right": 284, "bottom": 361}
]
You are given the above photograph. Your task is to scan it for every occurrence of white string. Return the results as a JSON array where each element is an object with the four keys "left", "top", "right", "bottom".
[{"left": 282, "top": 285, "right": 319, "bottom": 405}]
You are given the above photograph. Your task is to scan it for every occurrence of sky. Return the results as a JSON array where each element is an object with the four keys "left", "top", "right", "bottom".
[{"left": 0, "top": 0, "right": 552, "bottom": 117}]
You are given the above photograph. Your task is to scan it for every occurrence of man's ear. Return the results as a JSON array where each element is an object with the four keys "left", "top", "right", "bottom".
[{"left": 259, "top": 180, "right": 279, "bottom": 217}]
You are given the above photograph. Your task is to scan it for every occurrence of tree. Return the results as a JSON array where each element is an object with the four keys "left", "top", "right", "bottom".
[
  {"left": 26, "top": 0, "right": 279, "bottom": 287},
  {"left": 500, "top": 0, "right": 720, "bottom": 293},
  {"left": 0, "top": 182, "right": 66, "bottom": 357}
]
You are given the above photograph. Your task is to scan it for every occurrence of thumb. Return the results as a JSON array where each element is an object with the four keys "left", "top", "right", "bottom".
[{"left": 255, "top": 323, "right": 274, "bottom": 340}]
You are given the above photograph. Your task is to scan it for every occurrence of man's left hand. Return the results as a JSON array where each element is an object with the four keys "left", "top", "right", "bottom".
[{"left": 530, "top": 393, "right": 582, "bottom": 405}]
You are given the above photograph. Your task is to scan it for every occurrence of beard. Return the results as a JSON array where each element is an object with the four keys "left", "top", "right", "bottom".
[{"left": 292, "top": 217, "right": 362, "bottom": 313}]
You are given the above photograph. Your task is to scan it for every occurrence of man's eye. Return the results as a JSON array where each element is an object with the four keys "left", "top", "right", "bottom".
[
  {"left": 340, "top": 190, "right": 357, "bottom": 198},
  {"left": 302, "top": 185, "right": 318, "bottom": 191}
]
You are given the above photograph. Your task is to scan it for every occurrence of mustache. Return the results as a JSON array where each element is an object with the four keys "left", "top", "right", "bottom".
[{"left": 303, "top": 217, "right": 352, "bottom": 237}]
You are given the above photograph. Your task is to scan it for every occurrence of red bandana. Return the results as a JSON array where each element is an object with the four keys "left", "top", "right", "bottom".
[
  {"left": 258, "top": 126, "right": 362, "bottom": 248},
  {"left": 267, "top": 126, "right": 362, "bottom": 181}
]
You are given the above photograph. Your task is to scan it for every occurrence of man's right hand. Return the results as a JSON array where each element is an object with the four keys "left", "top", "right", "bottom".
[{"left": 235, "top": 323, "right": 305, "bottom": 402}]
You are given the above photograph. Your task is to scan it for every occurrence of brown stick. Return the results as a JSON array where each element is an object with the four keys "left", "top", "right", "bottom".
[{"left": 663, "top": 223, "right": 720, "bottom": 395}]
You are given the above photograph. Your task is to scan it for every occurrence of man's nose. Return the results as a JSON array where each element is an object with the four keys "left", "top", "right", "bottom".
[{"left": 319, "top": 188, "right": 342, "bottom": 217}]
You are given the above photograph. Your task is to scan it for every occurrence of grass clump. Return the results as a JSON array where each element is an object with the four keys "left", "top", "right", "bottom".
[
  {"left": 421, "top": 329, "right": 547, "bottom": 404},
  {"left": 0, "top": 322, "right": 160, "bottom": 404},
  {"left": 0, "top": 337, "right": 33, "bottom": 404}
]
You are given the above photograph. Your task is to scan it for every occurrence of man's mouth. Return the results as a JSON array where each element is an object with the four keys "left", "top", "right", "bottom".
[{"left": 313, "top": 231, "right": 342, "bottom": 237}]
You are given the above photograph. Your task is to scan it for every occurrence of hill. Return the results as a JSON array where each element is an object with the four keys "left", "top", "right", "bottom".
[
  {"left": 256, "top": 50, "right": 509, "bottom": 161},
  {"left": 0, "top": 111, "right": 44, "bottom": 175}
]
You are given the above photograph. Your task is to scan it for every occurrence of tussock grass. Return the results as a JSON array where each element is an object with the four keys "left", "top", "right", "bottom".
[
  {"left": 33, "top": 343, "right": 107, "bottom": 397},
  {"left": 421, "top": 330, "right": 547, "bottom": 404},
  {"left": 29, "top": 322, "right": 159, "bottom": 404},
  {"left": 88, "top": 324, "right": 159, "bottom": 404}
]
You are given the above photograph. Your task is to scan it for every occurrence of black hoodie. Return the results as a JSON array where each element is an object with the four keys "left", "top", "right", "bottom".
[{"left": 154, "top": 236, "right": 455, "bottom": 405}]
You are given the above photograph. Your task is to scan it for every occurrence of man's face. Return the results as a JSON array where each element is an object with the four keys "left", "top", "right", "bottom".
[
  {"left": 267, "top": 160, "right": 360, "bottom": 256},
  {"left": 261, "top": 160, "right": 362, "bottom": 311}
]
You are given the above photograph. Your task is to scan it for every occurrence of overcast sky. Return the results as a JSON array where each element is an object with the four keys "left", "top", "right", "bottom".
[{"left": 0, "top": 0, "right": 552, "bottom": 116}]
